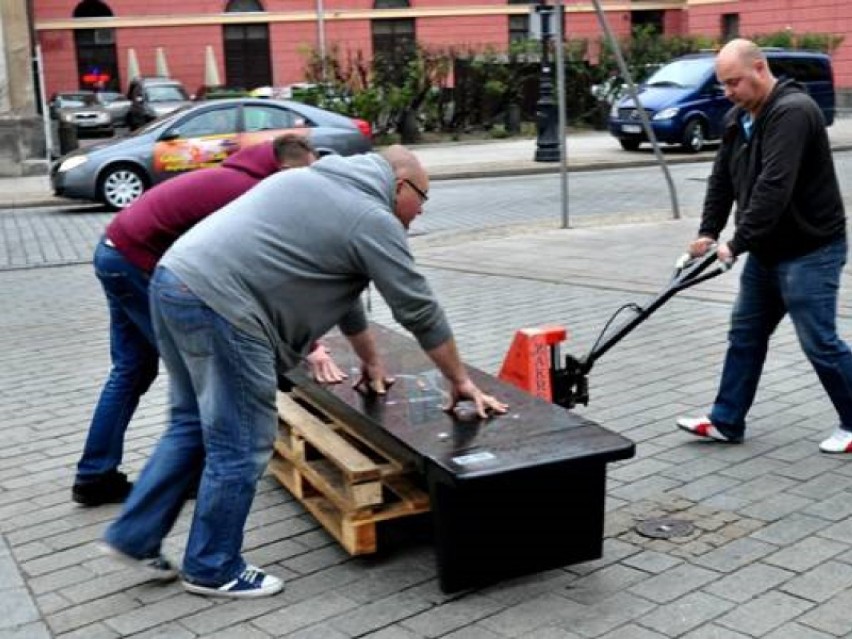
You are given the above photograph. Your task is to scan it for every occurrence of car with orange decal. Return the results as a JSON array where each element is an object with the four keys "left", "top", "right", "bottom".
[{"left": 51, "top": 97, "right": 372, "bottom": 210}]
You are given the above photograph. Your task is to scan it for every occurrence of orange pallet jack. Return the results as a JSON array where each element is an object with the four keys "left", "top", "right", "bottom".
[{"left": 499, "top": 249, "right": 733, "bottom": 409}]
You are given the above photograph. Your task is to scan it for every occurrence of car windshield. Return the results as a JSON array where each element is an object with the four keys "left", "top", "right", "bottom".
[
  {"left": 147, "top": 85, "right": 189, "bottom": 102},
  {"left": 96, "top": 91, "right": 124, "bottom": 104},
  {"left": 645, "top": 59, "right": 713, "bottom": 88},
  {"left": 60, "top": 93, "right": 97, "bottom": 107}
]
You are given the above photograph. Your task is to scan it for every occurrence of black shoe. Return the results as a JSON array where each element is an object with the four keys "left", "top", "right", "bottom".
[{"left": 72, "top": 470, "right": 133, "bottom": 506}]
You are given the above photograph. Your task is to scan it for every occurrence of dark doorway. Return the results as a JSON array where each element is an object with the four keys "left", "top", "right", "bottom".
[
  {"left": 223, "top": 0, "right": 271, "bottom": 90},
  {"left": 73, "top": 0, "right": 118, "bottom": 91}
]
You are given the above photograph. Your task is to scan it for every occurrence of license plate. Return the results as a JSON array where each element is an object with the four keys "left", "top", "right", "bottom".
[{"left": 622, "top": 124, "right": 642, "bottom": 134}]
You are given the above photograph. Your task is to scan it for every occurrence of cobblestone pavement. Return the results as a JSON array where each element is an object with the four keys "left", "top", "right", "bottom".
[{"left": 2, "top": 201, "right": 852, "bottom": 637}]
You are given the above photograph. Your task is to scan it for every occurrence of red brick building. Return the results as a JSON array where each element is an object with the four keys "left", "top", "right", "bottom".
[{"left": 33, "top": 0, "right": 852, "bottom": 100}]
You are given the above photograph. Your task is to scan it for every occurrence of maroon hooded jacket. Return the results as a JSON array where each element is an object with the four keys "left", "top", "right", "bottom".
[{"left": 106, "top": 141, "right": 281, "bottom": 273}]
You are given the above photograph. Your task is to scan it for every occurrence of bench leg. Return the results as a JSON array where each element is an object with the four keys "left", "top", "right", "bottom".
[{"left": 428, "top": 462, "right": 608, "bottom": 593}]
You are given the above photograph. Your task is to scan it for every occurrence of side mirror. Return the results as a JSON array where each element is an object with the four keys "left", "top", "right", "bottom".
[{"left": 160, "top": 130, "right": 180, "bottom": 141}]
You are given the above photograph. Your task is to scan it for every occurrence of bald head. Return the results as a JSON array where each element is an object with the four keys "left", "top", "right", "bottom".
[
  {"left": 718, "top": 38, "right": 765, "bottom": 68},
  {"left": 381, "top": 145, "right": 426, "bottom": 182},
  {"left": 715, "top": 38, "right": 776, "bottom": 114},
  {"left": 381, "top": 145, "right": 429, "bottom": 229}
]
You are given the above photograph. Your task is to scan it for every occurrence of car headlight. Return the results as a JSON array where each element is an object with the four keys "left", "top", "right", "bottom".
[
  {"left": 60, "top": 112, "right": 75, "bottom": 123},
  {"left": 58, "top": 155, "right": 88, "bottom": 172},
  {"left": 653, "top": 107, "right": 679, "bottom": 121},
  {"left": 610, "top": 103, "right": 619, "bottom": 118}
]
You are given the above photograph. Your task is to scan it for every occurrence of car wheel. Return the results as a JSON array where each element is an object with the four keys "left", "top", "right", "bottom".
[
  {"left": 99, "top": 164, "right": 147, "bottom": 210},
  {"left": 682, "top": 119, "right": 707, "bottom": 153},
  {"left": 619, "top": 138, "right": 641, "bottom": 151}
]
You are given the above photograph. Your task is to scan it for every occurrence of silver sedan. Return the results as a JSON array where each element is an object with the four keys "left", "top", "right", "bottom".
[{"left": 51, "top": 97, "right": 373, "bottom": 210}]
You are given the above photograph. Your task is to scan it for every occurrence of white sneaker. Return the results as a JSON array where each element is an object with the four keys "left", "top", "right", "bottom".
[
  {"left": 676, "top": 416, "right": 741, "bottom": 443},
  {"left": 819, "top": 429, "right": 852, "bottom": 454},
  {"left": 98, "top": 541, "right": 179, "bottom": 582},
  {"left": 183, "top": 565, "right": 284, "bottom": 599}
]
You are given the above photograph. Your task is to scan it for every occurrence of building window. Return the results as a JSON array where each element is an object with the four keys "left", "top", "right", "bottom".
[
  {"left": 73, "top": 0, "right": 118, "bottom": 91},
  {"left": 372, "top": 0, "right": 414, "bottom": 69},
  {"left": 508, "top": 0, "right": 535, "bottom": 44},
  {"left": 226, "top": 0, "right": 264, "bottom": 11},
  {"left": 631, "top": 10, "right": 664, "bottom": 35},
  {"left": 372, "top": 18, "right": 416, "bottom": 83},
  {"left": 509, "top": 16, "right": 529, "bottom": 44},
  {"left": 223, "top": 0, "right": 271, "bottom": 90},
  {"left": 721, "top": 13, "right": 740, "bottom": 42}
]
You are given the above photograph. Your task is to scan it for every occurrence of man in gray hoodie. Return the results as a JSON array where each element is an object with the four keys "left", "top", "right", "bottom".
[{"left": 102, "top": 145, "right": 508, "bottom": 599}]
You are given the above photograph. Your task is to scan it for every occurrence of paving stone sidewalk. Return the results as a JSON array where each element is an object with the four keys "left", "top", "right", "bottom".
[{"left": 1, "top": 214, "right": 852, "bottom": 637}]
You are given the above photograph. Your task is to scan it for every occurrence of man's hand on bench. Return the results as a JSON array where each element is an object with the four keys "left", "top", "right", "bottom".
[
  {"left": 353, "top": 360, "right": 396, "bottom": 395},
  {"left": 444, "top": 378, "right": 509, "bottom": 420},
  {"left": 306, "top": 344, "right": 349, "bottom": 384}
]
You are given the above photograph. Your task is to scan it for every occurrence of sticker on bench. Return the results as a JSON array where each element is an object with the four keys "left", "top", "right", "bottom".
[{"left": 452, "top": 451, "right": 496, "bottom": 465}]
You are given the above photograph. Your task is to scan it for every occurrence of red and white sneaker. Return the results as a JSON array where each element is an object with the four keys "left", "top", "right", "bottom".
[
  {"left": 819, "top": 429, "right": 852, "bottom": 454},
  {"left": 676, "top": 416, "right": 739, "bottom": 443}
]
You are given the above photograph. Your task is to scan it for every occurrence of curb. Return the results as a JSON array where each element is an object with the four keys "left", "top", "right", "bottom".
[
  {"left": 427, "top": 151, "right": 719, "bottom": 181},
  {"left": 5, "top": 143, "right": 852, "bottom": 210}
]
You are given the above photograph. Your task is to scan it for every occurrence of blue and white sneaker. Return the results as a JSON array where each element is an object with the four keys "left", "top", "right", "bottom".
[
  {"left": 98, "top": 541, "right": 179, "bottom": 582},
  {"left": 182, "top": 565, "right": 285, "bottom": 599}
]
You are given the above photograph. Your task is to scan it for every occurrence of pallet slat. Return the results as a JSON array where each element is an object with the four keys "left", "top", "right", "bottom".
[
  {"left": 276, "top": 392, "right": 380, "bottom": 482},
  {"left": 270, "top": 390, "right": 431, "bottom": 555}
]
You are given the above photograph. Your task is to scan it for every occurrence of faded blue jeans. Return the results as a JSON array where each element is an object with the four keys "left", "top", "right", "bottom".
[
  {"left": 77, "top": 238, "right": 158, "bottom": 482},
  {"left": 710, "top": 237, "right": 852, "bottom": 440},
  {"left": 104, "top": 266, "right": 278, "bottom": 585}
]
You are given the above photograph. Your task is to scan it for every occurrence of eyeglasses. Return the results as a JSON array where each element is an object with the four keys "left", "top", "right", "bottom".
[{"left": 402, "top": 178, "right": 429, "bottom": 203}]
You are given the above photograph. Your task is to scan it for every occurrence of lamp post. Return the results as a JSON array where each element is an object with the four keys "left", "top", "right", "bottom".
[
  {"left": 534, "top": 2, "right": 559, "bottom": 162},
  {"left": 316, "top": 0, "right": 328, "bottom": 83}
]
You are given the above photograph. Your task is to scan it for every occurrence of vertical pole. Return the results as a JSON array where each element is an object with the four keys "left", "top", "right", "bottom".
[
  {"left": 35, "top": 44, "right": 53, "bottom": 160},
  {"left": 316, "top": 0, "right": 328, "bottom": 83},
  {"left": 533, "top": 3, "right": 559, "bottom": 162},
  {"left": 553, "top": 0, "right": 568, "bottom": 228}
]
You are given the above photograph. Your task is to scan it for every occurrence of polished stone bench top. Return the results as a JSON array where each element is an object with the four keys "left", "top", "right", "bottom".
[{"left": 286, "top": 324, "right": 635, "bottom": 481}]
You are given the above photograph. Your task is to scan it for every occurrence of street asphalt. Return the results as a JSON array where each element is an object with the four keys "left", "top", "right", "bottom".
[{"left": 1, "top": 124, "right": 852, "bottom": 638}]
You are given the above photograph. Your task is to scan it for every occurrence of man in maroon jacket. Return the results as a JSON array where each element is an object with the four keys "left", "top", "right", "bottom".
[{"left": 74, "top": 134, "right": 345, "bottom": 506}]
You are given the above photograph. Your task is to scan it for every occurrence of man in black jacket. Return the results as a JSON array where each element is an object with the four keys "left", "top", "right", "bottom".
[{"left": 676, "top": 39, "right": 852, "bottom": 452}]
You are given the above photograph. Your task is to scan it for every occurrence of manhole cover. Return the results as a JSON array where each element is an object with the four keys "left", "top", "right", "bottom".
[{"left": 635, "top": 517, "right": 695, "bottom": 539}]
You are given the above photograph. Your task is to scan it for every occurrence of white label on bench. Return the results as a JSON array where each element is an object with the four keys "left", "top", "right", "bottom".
[{"left": 452, "top": 451, "right": 496, "bottom": 465}]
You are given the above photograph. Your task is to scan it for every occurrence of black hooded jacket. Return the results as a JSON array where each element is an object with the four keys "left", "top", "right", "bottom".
[{"left": 699, "top": 79, "right": 846, "bottom": 263}]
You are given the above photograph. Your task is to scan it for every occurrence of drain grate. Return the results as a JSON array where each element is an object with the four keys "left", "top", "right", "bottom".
[{"left": 635, "top": 517, "right": 695, "bottom": 539}]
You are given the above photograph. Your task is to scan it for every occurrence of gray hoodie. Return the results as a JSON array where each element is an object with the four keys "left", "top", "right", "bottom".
[{"left": 160, "top": 152, "right": 452, "bottom": 371}]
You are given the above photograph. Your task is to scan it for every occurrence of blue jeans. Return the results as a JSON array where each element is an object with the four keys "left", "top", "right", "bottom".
[
  {"left": 77, "top": 238, "right": 159, "bottom": 482},
  {"left": 104, "top": 267, "right": 278, "bottom": 585},
  {"left": 710, "top": 237, "right": 852, "bottom": 439}
]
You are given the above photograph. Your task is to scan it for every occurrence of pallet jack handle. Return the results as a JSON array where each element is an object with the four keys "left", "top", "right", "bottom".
[{"left": 551, "top": 247, "right": 733, "bottom": 409}]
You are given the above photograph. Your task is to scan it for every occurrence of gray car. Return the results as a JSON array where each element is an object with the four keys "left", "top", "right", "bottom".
[
  {"left": 126, "top": 77, "right": 193, "bottom": 130},
  {"left": 95, "top": 91, "right": 132, "bottom": 127},
  {"left": 51, "top": 97, "right": 374, "bottom": 210},
  {"left": 49, "top": 91, "right": 114, "bottom": 136}
]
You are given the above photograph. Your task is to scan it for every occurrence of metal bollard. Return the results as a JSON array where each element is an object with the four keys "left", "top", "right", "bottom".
[{"left": 58, "top": 121, "right": 78, "bottom": 155}]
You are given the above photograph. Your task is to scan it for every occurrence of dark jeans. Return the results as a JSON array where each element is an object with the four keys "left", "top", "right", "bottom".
[
  {"left": 710, "top": 237, "right": 852, "bottom": 439},
  {"left": 104, "top": 267, "right": 277, "bottom": 584},
  {"left": 76, "top": 238, "right": 158, "bottom": 482}
]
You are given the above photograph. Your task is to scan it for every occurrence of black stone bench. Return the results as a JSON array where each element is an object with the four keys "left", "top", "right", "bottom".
[{"left": 284, "top": 323, "right": 635, "bottom": 592}]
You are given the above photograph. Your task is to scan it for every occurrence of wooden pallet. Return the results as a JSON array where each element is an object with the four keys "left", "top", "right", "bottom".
[{"left": 269, "top": 390, "right": 430, "bottom": 555}]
